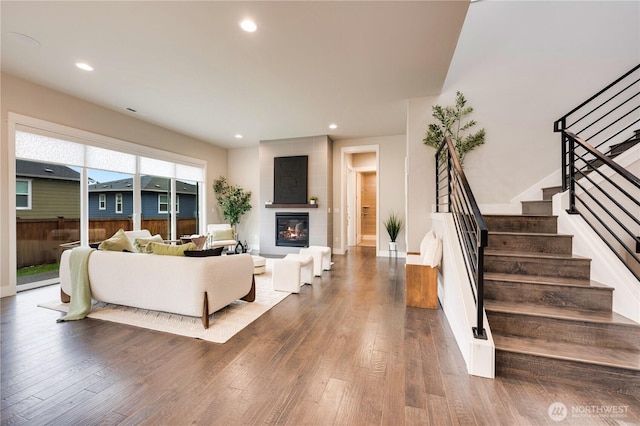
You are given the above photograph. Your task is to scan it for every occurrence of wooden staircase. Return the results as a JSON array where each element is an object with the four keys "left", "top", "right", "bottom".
[{"left": 484, "top": 188, "right": 640, "bottom": 396}]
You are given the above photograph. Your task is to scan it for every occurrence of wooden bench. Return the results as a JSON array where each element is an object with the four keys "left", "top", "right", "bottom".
[{"left": 405, "top": 231, "right": 442, "bottom": 309}]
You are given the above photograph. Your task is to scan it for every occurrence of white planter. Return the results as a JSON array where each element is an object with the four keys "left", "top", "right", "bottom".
[{"left": 389, "top": 241, "right": 398, "bottom": 252}]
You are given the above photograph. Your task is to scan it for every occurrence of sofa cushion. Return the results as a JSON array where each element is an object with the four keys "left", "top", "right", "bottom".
[
  {"left": 148, "top": 242, "right": 197, "bottom": 256},
  {"left": 212, "top": 228, "right": 235, "bottom": 241},
  {"left": 133, "top": 235, "right": 164, "bottom": 253},
  {"left": 98, "top": 229, "right": 135, "bottom": 253}
]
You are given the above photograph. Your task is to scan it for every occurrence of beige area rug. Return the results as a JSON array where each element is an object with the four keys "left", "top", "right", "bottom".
[{"left": 38, "top": 260, "right": 288, "bottom": 343}]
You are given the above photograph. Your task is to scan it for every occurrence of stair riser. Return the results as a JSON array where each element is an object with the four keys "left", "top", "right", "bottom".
[
  {"left": 485, "top": 255, "right": 591, "bottom": 280},
  {"left": 485, "top": 280, "right": 612, "bottom": 311},
  {"left": 487, "top": 312, "right": 640, "bottom": 351},
  {"left": 542, "top": 186, "right": 563, "bottom": 201},
  {"left": 521, "top": 201, "right": 552, "bottom": 216},
  {"left": 496, "top": 351, "right": 640, "bottom": 397},
  {"left": 484, "top": 216, "right": 557, "bottom": 234},
  {"left": 487, "top": 234, "right": 573, "bottom": 255}
]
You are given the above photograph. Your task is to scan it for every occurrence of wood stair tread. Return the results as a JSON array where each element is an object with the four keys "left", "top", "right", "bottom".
[
  {"left": 485, "top": 300, "right": 640, "bottom": 327},
  {"left": 488, "top": 231, "right": 570, "bottom": 237},
  {"left": 484, "top": 249, "right": 588, "bottom": 260},
  {"left": 484, "top": 272, "right": 609, "bottom": 289},
  {"left": 493, "top": 334, "right": 640, "bottom": 371}
]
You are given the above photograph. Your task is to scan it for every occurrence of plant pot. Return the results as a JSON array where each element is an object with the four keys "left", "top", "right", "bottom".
[
  {"left": 309, "top": 200, "right": 316, "bottom": 205},
  {"left": 389, "top": 241, "right": 398, "bottom": 252}
]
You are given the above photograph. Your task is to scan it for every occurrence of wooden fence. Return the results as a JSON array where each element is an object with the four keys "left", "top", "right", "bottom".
[{"left": 16, "top": 217, "right": 198, "bottom": 268}]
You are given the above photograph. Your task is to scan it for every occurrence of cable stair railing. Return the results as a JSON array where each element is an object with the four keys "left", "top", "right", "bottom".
[
  {"left": 554, "top": 63, "right": 640, "bottom": 281},
  {"left": 435, "top": 136, "right": 488, "bottom": 340}
]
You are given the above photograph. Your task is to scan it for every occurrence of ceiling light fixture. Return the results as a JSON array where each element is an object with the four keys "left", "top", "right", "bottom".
[
  {"left": 329, "top": 123, "right": 338, "bottom": 129},
  {"left": 240, "top": 19, "right": 257, "bottom": 33},
  {"left": 75, "top": 62, "right": 94, "bottom": 71},
  {"left": 235, "top": 134, "right": 243, "bottom": 139}
]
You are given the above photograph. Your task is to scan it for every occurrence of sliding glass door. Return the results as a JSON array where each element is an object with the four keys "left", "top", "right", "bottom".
[{"left": 11, "top": 116, "right": 206, "bottom": 292}]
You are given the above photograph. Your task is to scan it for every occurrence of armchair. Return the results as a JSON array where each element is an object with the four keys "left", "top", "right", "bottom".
[{"left": 206, "top": 224, "right": 237, "bottom": 249}]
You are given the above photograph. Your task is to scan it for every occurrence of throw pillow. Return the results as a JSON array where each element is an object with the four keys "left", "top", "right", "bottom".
[
  {"left": 212, "top": 228, "right": 235, "bottom": 241},
  {"left": 133, "top": 234, "right": 164, "bottom": 253},
  {"left": 148, "top": 242, "right": 197, "bottom": 256},
  {"left": 422, "top": 238, "right": 443, "bottom": 268},
  {"left": 98, "top": 229, "right": 135, "bottom": 253}
]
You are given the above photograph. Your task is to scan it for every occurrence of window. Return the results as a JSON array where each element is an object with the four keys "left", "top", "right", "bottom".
[
  {"left": 158, "top": 194, "right": 180, "bottom": 214},
  {"left": 16, "top": 179, "right": 31, "bottom": 210},
  {"left": 158, "top": 193, "right": 169, "bottom": 214},
  {"left": 99, "top": 193, "right": 106, "bottom": 210},
  {"left": 115, "top": 193, "right": 123, "bottom": 214}
]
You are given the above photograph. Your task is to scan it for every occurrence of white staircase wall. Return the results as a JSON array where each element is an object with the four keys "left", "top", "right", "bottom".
[
  {"left": 554, "top": 191, "right": 640, "bottom": 323},
  {"left": 431, "top": 212, "right": 495, "bottom": 378}
]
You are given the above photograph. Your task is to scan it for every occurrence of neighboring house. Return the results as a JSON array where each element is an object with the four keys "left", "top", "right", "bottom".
[
  {"left": 88, "top": 176, "right": 198, "bottom": 220},
  {"left": 15, "top": 159, "right": 80, "bottom": 219}
]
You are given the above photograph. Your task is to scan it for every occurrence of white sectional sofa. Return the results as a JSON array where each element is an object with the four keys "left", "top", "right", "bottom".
[{"left": 59, "top": 230, "right": 255, "bottom": 328}]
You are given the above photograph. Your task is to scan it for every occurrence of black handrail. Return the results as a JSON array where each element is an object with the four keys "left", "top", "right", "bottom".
[
  {"left": 554, "top": 64, "right": 640, "bottom": 132},
  {"left": 554, "top": 64, "right": 640, "bottom": 281},
  {"left": 435, "top": 136, "right": 488, "bottom": 340}
]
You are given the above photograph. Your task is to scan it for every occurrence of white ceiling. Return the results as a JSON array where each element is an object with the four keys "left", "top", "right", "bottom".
[{"left": 1, "top": 1, "right": 468, "bottom": 148}]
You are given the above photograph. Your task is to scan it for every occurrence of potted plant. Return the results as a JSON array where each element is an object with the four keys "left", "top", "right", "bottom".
[
  {"left": 213, "top": 176, "right": 252, "bottom": 237},
  {"left": 422, "top": 91, "right": 486, "bottom": 165},
  {"left": 309, "top": 196, "right": 318, "bottom": 205},
  {"left": 383, "top": 212, "right": 403, "bottom": 252}
]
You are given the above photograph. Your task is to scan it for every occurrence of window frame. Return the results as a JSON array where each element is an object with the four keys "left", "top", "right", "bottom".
[
  {"left": 98, "top": 193, "right": 106, "bottom": 210},
  {"left": 158, "top": 193, "right": 169, "bottom": 214},
  {"left": 115, "top": 193, "right": 123, "bottom": 214},
  {"left": 15, "top": 178, "right": 32, "bottom": 210}
]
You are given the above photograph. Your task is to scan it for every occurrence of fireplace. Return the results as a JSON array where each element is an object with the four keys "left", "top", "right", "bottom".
[{"left": 276, "top": 212, "right": 309, "bottom": 247}]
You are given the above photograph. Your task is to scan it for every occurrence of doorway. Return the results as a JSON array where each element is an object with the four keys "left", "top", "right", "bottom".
[
  {"left": 358, "top": 171, "right": 377, "bottom": 247},
  {"left": 342, "top": 146, "right": 379, "bottom": 254}
]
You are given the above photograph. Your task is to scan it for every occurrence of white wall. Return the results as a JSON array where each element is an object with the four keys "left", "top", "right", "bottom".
[
  {"left": 1, "top": 73, "right": 228, "bottom": 296},
  {"left": 227, "top": 147, "right": 260, "bottom": 252},
  {"left": 332, "top": 135, "right": 406, "bottom": 255},
  {"left": 406, "top": 0, "right": 639, "bottom": 251}
]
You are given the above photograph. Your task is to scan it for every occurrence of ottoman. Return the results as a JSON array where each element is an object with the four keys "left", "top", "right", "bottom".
[
  {"left": 272, "top": 253, "right": 313, "bottom": 293},
  {"left": 299, "top": 246, "right": 331, "bottom": 277},
  {"left": 252, "top": 255, "right": 266, "bottom": 275}
]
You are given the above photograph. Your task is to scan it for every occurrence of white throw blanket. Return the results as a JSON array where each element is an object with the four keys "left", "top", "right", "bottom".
[{"left": 57, "top": 247, "right": 95, "bottom": 322}]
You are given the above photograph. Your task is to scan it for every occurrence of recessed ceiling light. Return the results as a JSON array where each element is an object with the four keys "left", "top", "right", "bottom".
[
  {"left": 75, "top": 62, "right": 94, "bottom": 71},
  {"left": 240, "top": 19, "right": 257, "bottom": 33},
  {"left": 235, "top": 134, "right": 243, "bottom": 139},
  {"left": 329, "top": 123, "right": 338, "bottom": 129}
]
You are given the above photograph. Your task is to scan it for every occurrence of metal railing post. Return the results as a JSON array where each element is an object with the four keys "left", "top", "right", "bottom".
[{"left": 567, "top": 135, "right": 578, "bottom": 214}]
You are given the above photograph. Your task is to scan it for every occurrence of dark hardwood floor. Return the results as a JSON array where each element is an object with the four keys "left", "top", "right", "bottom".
[{"left": 2, "top": 247, "right": 638, "bottom": 425}]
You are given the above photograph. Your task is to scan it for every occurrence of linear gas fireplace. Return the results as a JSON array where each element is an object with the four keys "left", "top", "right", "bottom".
[{"left": 276, "top": 212, "right": 309, "bottom": 247}]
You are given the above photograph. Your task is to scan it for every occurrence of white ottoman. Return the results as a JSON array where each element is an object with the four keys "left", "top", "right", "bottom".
[
  {"left": 252, "top": 255, "right": 266, "bottom": 275},
  {"left": 284, "top": 253, "right": 313, "bottom": 285},
  {"left": 272, "top": 253, "right": 313, "bottom": 293},
  {"left": 299, "top": 246, "right": 332, "bottom": 277}
]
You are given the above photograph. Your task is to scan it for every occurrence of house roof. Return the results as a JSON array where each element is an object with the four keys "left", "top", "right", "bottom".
[
  {"left": 0, "top": 2, "right": 468, "bottom": 148},
  {"left": 16, "top": 159, "right": 80, "bottom": 181},
  {"left": 89, "top": 176, "right": 197, "bottom": 195}
]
